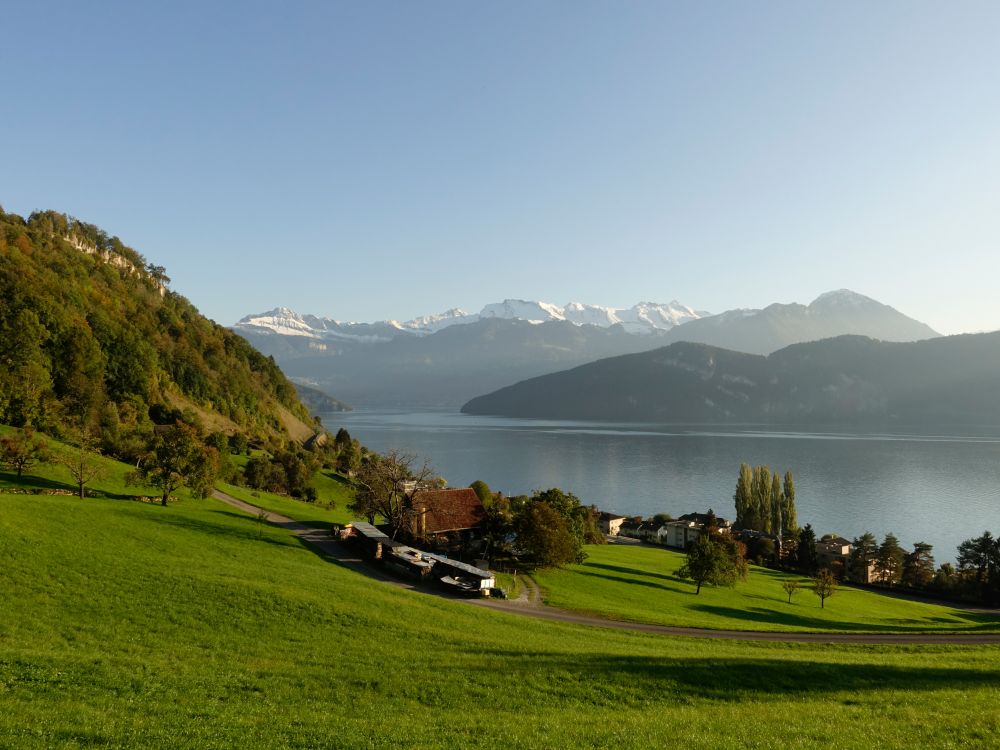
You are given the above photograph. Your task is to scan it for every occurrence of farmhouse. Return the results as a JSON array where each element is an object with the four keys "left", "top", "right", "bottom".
[
  {"left": 409, "top": 487, "right": 485, "bottom": 538},
  {"left": 345, "top": 521, "right": 495, "bottom": 595}
]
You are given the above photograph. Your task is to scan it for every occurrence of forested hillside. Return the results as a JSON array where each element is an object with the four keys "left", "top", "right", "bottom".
[
  {"left": 0, "top": 208, "right": 313, "bottom": 444},
  {"left": 462, "top": 333, "right": 1000, "bottom": 425}
]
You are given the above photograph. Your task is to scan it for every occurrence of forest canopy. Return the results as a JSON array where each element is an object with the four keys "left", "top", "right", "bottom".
[{"left": 0, "top": 207, "right": 312, "bottom": 444}]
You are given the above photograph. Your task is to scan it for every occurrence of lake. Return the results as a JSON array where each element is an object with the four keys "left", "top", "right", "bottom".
[{"left": 322, "top": 409, "right": 1000, "bottom": 562}]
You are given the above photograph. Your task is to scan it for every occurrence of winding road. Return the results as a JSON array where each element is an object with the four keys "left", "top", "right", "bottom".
[{"left": 212, "top": 490, "right": 1000, "bottom": 646}]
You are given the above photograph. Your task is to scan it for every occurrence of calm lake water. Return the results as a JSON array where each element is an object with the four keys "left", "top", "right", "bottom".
[{"left": 322, "top": 409, "right": 1000, "bottom": 563}]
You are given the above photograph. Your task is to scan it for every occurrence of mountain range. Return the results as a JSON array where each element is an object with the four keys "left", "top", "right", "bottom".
[
  {"left": 461, "top": 332, "right": 1000, "bottom": 425},
  {"left": 234, "top": 291, "right": 941, "bottom": 408},
  {"left": 235, "top": 298, "right": 706, "bottom": 341}
]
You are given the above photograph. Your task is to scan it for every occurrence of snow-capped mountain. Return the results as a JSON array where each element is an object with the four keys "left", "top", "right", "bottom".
[
  {"left": 234, "top": 299, "right": 705, "bottom": 340},
  {"left": 233, "top": 290, "right": 940, "bottom": 408},
  {"left": 233, "top": 307, "right": 404, "bottom": 343}
]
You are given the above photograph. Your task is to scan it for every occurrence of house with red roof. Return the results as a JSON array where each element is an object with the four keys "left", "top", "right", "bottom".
[{"left": 409, "top": 487, "right": 486, "bottom": 539}]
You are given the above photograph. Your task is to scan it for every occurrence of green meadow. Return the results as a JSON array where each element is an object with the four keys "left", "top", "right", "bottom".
[
  {"left": 533, "top": 543, "right": 1000, "bottom": 633},
  {"left": 216, "top": 479, "right": 354, "bottom": 527},
  {"left": 224, "top": 451, "right": 356, "bottom": 526},
  {"left": 2, "top": 440, "right": 1000, "bottom": 747},
  {"left": 1, "top": 489, "right": 999, "bottom": 748}
]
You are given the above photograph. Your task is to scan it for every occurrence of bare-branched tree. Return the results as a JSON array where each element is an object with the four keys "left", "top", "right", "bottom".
[{"left": 349, "top": 449, "right": 437, "bottom": 538}]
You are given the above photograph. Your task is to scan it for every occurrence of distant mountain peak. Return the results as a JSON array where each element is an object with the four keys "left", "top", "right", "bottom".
[
  {"left": 810, "top": 289, "right": 879, "bottom": 307},
  {"left": 236, "top": 298, "right": 705, "bottom": 340}
]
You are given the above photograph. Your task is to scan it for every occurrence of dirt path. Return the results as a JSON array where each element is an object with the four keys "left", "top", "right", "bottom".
[
  {"left": 501, "top": 573, "right": 542, "bottom": 607},
  {"left": 211, "top": 491, "right": 1000, "bottom": 646}
]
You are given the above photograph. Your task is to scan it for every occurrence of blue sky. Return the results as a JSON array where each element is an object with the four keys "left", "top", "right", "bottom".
[{"left": 3, "top": 1, "right": 1000, "bottom": 334}]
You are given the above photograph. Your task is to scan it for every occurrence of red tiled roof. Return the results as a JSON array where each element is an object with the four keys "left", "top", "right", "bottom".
[{"left": 411, "top": 488, "right": 485, "bottom": 534}]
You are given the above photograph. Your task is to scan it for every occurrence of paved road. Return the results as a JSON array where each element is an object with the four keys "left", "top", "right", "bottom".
[{"left": 211, "top": 491, "right": 1000, "bottom": 646}]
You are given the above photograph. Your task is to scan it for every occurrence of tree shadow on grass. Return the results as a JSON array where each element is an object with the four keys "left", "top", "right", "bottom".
[
  {"left": 0, "top": 471, "right": 75, "bottom": 493},
  {"left": 456, "top": 650, "right": 1000, "bottom": 701},
  {"left": 567, "top": 568, "right": 693, "bottom": 594},
  {"left": 0, "top": 471, "right": 149, "bottom": 501},
  {"left": 579, "top": 561, "right": 684, "bottom": 584},
  {"left": 690, "top": 603, "right": 1000, "bottom": 633},
  {"left": 139, "top": 508, "right": 301, "bottom": 550},
  {"left": 203, "top": 508, "right": 421, "bottom": 588}
]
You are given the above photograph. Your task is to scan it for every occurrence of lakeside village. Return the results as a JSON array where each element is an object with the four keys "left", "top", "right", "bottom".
[{"left": 335, "top": 462, "right": 991, "bottom": 605}]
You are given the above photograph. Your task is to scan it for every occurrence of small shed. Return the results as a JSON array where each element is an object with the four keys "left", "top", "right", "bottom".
[
  {"left": 423, "top": 553, "right": 496, "bottom": 593},
  {"left": 351, "top": 521, "right": 392, "bottom": 560}
]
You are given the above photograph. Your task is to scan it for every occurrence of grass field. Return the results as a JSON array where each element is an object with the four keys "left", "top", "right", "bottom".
[
  {"left": 216, "top": 480, "right": 354, "bottom": 526},
  {"left": 533, "top": 543, "right": 1000, "bottom": 634},
  {"left": 226, "top": 451, "right": 356, "bottom": 526},
  {"left": 2, "top": 492, "right": 1000, "bottom": 747},
  {"left": 0, "top": 425, "right": 166, "bottom": 501}
]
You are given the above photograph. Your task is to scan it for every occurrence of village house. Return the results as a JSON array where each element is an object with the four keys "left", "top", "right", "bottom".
[
  {"left": 660, "top": 520, "right": 700, "bottom": 549},
  {"left": 660, "top": 513, "right": 732, "bottom": 549},
  {"left": 598, "top": 512, "right": 626, "bottom": 536},
  {"left": 618, "top": 518, "right": 644, "bottom": 539},
  {"left": 817, "top": 536, "right": 852, "bottom": 569}
]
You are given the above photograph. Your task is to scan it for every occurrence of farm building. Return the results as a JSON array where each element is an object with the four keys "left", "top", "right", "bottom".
[
  {"left": 410, "top": 487, "right": 485, "bottom": 538},
  {"left": 423, "top": 553, "right": 496, "bottom": 595}
]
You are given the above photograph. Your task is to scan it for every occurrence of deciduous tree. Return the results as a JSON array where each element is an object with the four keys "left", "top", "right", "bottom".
[
  {"left": 469, "top": 479, "right": 493, "bottom": 505},
  {"left": 131, "top": 422, "right": 218, "bottom": 506},
  {"left": 515, "top": 501, "right": 578, "bottom": 568},
  {"left": 0, "top": 428, "right": 50, "bottom": 478},
  {"left": 60, "top": 442, "right": 106, "bottom": 499},
  {"left": 813, "top": 568, "right": 837, "bottom": 608},
  {"left": 782, "top": 579, "right": 800, "bottom": 604},
  {"left": 349, "top": 449, "right": 437, "bottom": 538},
  {"left": 678, "top": 530, "right": 748, "bottom": 594}
]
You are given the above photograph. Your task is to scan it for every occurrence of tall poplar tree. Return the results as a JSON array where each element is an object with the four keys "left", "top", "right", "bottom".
[
  {"left": 751, "top": 465, "right": 772, "bottom": 533},
  {"left": 782, "top": 471, "right": 798, "bottom": 533},
  {"left": 770, "top": 473, "right": 784, "bottom": 538},
  {"left": 734, "top": 463, "right": 753, "bottom": 529}
]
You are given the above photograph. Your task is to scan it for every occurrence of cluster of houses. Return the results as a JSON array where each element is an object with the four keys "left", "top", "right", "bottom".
[
  {"left": 599, "top": 511, "right": 734, "bottom": 549},
  {"left": 339, "top": 484, "right": 874, "bottom": 587},
  {"left": 600, "top": 511, "right": 869, "bottom": 580}
]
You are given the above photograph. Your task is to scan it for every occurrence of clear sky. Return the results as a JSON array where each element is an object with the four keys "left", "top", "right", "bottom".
[{"left": 3, "top": 1, "right": 1000, "bottom": 334}]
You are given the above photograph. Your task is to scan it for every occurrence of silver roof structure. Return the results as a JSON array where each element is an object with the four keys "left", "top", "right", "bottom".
[{"left": 422, "top": 552, "right": 493, "bottom": 580}]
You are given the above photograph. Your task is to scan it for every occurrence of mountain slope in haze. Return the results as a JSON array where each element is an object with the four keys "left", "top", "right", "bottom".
[
  {"left": 461, "top": 332, "right": 1000, "bottom": 425},
  {"left": 233, "top": 290, "right": 939, "bottom": 408},
  {"left": 0, "top": 208, "right": 316, "bottom": 442},
  {"left": 276, "top": 318, "right": 676, "bottom": 408},
  {"left": 657, "top": 289, "right": 939, "bottom": 354}
]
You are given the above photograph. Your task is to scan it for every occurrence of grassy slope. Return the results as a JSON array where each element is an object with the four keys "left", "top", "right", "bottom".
[
  {"left": 216, "top": 481, "right": 354, "bottom": 526},
  {"left": 223, "top": 452, "right": 356, "bottom": 526},
  {"left": 533, "top": 544, "right": 1000, "bottom": 633},
  {"left": 2, "top": 493, "right": 999, "bottom": 748},
  {"left": 0, "top": 425, "right": 169, "bottom": 500}
]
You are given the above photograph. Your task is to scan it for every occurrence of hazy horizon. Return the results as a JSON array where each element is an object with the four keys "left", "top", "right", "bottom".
[{"left": 4, "top": 2, "right": 1000, "bottom": 336}]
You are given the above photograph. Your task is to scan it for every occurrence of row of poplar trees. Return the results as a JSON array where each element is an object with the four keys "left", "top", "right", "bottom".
[{"left": 734, "top": 464, "right": 798, "bottom": 537}]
